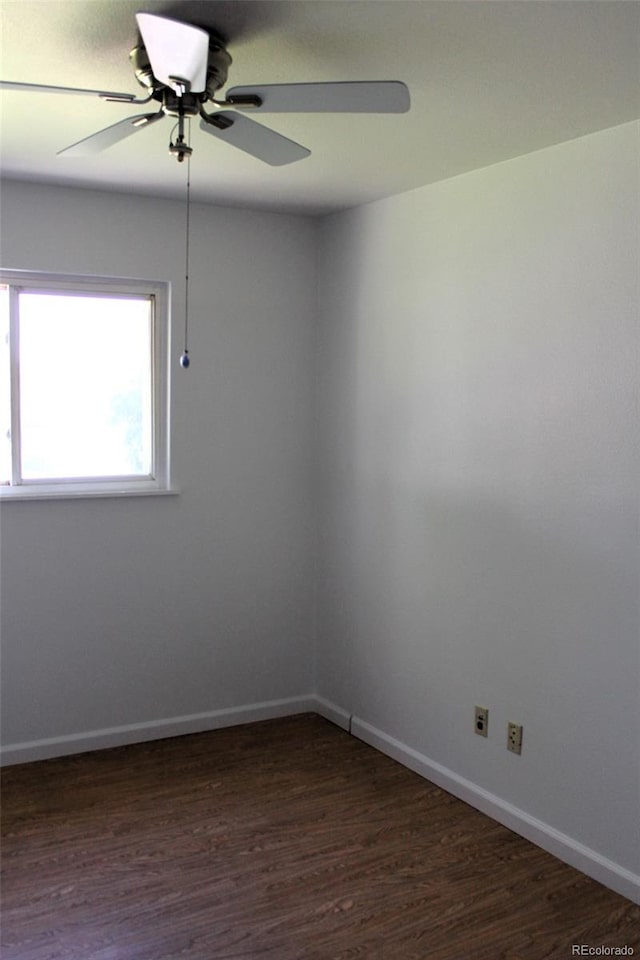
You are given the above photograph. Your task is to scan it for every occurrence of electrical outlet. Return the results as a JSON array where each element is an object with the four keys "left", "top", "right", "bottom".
[
  {"left": 507, "top": 722, "right": 523, "bottom": 754},
  {"left": 475, "top": 706, "right": 488, "bottom": 737}
]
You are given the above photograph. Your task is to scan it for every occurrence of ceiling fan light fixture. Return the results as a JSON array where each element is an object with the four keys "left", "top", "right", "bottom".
[{"left": 135, "top": 13, "right": 210, "bottom": 94}]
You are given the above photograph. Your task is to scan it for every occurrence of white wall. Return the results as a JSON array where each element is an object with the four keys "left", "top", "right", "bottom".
[
  {"left": 316, "top": 122, "right": 640, "bottom": 882},
  {"left": 1, "top": 122, "right": 638, "bottom": 899},
  {"left": 0, "top": 181, "right": 318, "bottom": 746}
]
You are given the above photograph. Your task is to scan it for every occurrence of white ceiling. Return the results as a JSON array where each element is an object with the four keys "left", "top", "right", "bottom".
[{"left": 1, "top": 0, "right": 639, "bottom": 215}]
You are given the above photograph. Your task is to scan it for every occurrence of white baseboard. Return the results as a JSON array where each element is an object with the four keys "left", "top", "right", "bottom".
[
  {"left": 3, "top": 694, "right": 637, "bottom": 905},
  {"left": 311, "top": 695, "right": 351, "bottom": 731},
  {"left": 0, "top": 695, "right": 318, "bottom": 766},
  {"left": 350, "top": 714, "right": 640, "bottom": 905}
]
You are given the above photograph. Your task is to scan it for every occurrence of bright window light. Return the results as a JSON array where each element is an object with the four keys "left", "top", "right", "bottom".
[
  {"left": 0, "top": 285, "right": 11, "bottom": 485},
  {"left": 0, "top": 271, "right": 171, "bottom": 500}
]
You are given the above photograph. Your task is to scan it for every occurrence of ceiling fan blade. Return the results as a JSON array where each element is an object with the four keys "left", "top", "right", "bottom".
[
  {"left": 0, "top": 80, "right": 138, "bottom": 101},
  {"left": 57, "top": 111, "right": 164, "bottom": 157},
  {"left": 225, "top": 81, "right": 410, "bottom": 113},
  {"left": 136, "top": 13, "right": 209, "bottom": 94},
  {"left": 199, "top": 111, "right": 310, "bottom": 166}
]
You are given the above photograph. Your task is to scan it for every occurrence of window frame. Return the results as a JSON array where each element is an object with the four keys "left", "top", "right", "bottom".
[{"left": 0, "top": 269, "right": 174, "bottom": 501}]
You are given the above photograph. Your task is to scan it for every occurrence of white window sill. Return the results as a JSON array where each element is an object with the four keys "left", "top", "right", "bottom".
[{"left": 0, "top": 484, "right": 180, "bottom": 502}]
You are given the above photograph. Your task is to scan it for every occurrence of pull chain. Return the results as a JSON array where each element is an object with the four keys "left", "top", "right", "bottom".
[{"left": 180, "top": 122, "right": 192, "bottom": 369}]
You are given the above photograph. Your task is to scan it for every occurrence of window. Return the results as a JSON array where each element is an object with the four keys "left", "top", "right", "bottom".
[{"left": 0, "top": 270, "right": 172, "bottom": 499}]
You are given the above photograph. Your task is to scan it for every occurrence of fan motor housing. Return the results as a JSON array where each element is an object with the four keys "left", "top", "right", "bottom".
[{"left": 129, "top": 32, "right": 231, "bottom": 101}]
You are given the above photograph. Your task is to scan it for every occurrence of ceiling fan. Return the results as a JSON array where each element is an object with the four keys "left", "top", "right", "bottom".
[{"left": 0, "top": 12, "right": 410, "bottom": 166}]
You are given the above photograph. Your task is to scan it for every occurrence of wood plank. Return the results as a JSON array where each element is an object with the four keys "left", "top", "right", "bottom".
[{"left": 2, "top": 714, "right": 638, "bottom": 959}]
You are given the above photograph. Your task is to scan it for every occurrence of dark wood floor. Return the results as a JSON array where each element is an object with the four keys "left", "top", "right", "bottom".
[{"left": 1, "top": 714, "right": 638, "bottom": 960}]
